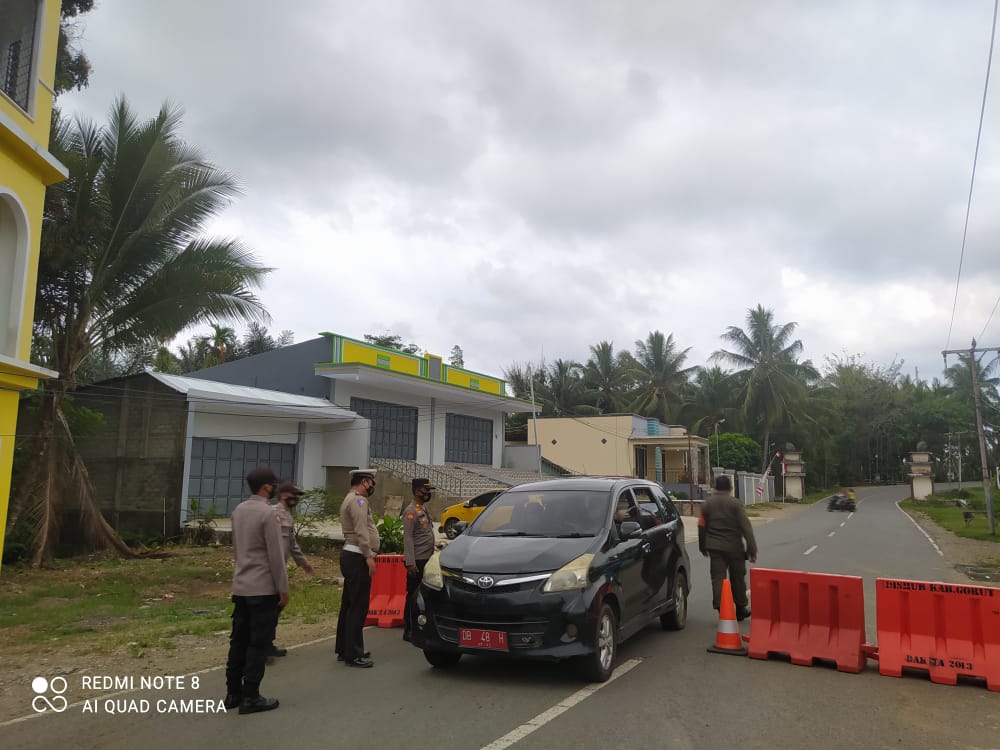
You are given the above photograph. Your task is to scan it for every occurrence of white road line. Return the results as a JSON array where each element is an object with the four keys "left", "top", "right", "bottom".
[
  {"left": 895, "top": 500, "right": 944, "bottom": 556},
  {"left": 804, "top": 545, "right": 818, "bottom": 555},
  {"left": 848, "top": 512, "right": 854, "bottom": 519},
  {"left": 840, "top": 522, "right": 846, "bottom": 528},
  {"left": 828, "top": 532, "right": 836, "bottom": 537},
  {"left": 480, "top": 659, "right": 642, "bottom": 750}
]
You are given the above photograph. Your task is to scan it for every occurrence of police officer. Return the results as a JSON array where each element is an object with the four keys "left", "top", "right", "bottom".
[
  {"left": 334, "top": 468, "right": 380, "bottom": 668},
  {"left": 268, "top": 483, "right": 314, "bottom": 657},
  {"left": 224, "top": 466, "right": 288, "bottom": 714},
  {"left": 698, "top": 474, "right": 757, "bottom": 621},
  {"left": 402, "top": 478, "right": 437, "bottom": 642}
]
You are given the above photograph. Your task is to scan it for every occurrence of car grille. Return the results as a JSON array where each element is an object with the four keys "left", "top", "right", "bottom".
[
  {"left": 434, "top": 615, "right": 550, "bottom": 649},
  {"left": 445, "top": 576, "right": 544, "bottom": 595}
]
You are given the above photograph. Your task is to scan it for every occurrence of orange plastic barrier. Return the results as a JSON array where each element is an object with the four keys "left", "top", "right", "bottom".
[
  {"left": 366, "top": 554, "right": 407, "bottom": 628},
  {"left": 875, "top": 578, "right": 1000, "bottom": 692},
  {"left": 747, "top": 568, "right": 868, "bottom": 673}
]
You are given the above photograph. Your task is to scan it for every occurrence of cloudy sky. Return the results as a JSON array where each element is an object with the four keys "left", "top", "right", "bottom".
[{"left": 59, "top": 1, "right": 1000, "bottom": 383}]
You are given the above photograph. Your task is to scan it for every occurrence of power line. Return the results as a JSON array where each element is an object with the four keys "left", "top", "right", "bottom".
[{"left": 946, "top": 0, "right": 999, "bottom": 351}]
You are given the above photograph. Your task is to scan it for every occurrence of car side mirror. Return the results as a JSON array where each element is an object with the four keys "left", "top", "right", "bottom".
[
  {"left": 453, "top": 521, "right": 469, "bottom": 536},
  {"left": 619, "top": 521, "right": 642, "bottom": 539}
]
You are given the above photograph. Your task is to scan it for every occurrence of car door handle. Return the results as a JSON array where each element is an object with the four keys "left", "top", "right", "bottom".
[{"left": 641, "top": 542, "right": 652, "bottom": 554}]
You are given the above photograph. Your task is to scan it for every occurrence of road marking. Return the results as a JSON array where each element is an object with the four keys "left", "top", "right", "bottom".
[
  {"left": 828, "top": 532, "right": 836, "bottom": 537},
  {"left": 480, "top": 659, "right": 642, "bottom": 750},
  {"left": 895, "top": 501, "right": 944, "bottom": 556},
  {"left": 840, "top": 522, "right": 846, "bottom": 528},
  {"left": 804, "top": 545, "right": 818, "bottom": 555},
  {"left": 848, "top": 512, "right": 854, "bottom": 519}
]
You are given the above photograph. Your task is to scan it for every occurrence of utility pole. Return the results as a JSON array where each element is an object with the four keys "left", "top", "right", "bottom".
[
  {"left": 528, "top": 366, "right": 542, "bottom": 478},
  {"left": 942, "top": 340, "right": 998, "bottom": 535}
]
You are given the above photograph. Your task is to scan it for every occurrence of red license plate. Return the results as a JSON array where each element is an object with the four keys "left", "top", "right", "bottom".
[{"left": 459, "top": 628, "right": 508, "bottom": 651}]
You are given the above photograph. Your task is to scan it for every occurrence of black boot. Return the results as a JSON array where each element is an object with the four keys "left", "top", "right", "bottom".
[{"left": 239, "top": 695, "right": 279, "bottom": 714}]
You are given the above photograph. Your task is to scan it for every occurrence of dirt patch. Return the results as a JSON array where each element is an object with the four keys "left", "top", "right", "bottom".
[{"left": 901, "top": 508, "right": 1000, "bottom": 586}]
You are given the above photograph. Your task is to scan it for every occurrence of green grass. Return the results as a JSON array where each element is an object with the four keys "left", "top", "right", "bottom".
[
  {"left": 0, "top": 545, "right": 343, "bottom": 656},
  {"left": 900, "top": 488, "right": 999, "bottom": 542}
]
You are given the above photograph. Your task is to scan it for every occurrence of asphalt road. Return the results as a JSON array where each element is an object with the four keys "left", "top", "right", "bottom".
[{"left": 6, "top": 486, "right": 999, "bottom": 750}]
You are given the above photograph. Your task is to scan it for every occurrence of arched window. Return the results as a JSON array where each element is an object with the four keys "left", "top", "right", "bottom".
[{"left": 0, "top": 190, "right": 30, "bottom": 359}]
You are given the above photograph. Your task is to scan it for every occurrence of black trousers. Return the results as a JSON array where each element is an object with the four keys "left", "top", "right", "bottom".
[
  {"left": 336, "top": 550, "right": 372, "bottom": 660},
  {"left": 403, "top": 558, "right": 428, "bottom": 638},
  {"left": 225, "top": 594, "right": 280, "bottom": 698},
  {"left": 709, "top": 550, "right": 749, "bottom": 610}
]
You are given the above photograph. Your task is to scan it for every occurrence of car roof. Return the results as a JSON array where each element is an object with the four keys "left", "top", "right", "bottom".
[{"left": 504, "top": 476, "right": 659, "bottom": 493}]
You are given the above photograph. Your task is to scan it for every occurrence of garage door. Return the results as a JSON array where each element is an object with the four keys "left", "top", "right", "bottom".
[
  {"left": 188, "top": 438, "right": 296, "bottom": 516},
  {"left": 445, "top": 413, "right": 493, "bottom": 465},
  {"left": 350, "top": 397, "right": 418, "bottom": 460}
]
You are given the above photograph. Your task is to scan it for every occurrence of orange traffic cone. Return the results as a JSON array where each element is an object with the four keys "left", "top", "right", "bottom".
[{"left": 707, "top": 578, "right": 747, "bottom": 656}]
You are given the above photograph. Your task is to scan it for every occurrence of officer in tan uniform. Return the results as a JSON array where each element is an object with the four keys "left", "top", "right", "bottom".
[
  {"left": 402, "top": 478, "right": 437, "bottom": 642},
  {"left": 224, "top": 466, "right": 288, "bottom": 714},
  {"left": 268, "top": 483, "right": 314, "bottom": 657},
  {"left": 334, "top": 468, "right": 380, "bottom": 667}
]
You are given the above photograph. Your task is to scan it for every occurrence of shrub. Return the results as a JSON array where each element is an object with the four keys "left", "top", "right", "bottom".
[{"left": 376, "top": 513, "right": 404, "bottom": 554}]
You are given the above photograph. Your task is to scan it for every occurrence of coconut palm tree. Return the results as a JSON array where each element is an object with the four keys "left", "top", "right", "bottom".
[
  {"left": 628, "top": 331, "right": 695, "bottom": 424},
  {"left": 16, "top": 97, "right": 271, "bottom": 564},
  {"left": 541, "top": 359, "right": 597, "bottom": 416},
  {"left": 711, "top": 305, "right": 817, "bottom": 469},
  {"left": 583, "top": 341, "right": 633, "bottom": 413}
]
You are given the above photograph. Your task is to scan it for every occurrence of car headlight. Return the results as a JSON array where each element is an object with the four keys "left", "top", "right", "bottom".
[
  {"left": 542, "top": 554, "right": 594, "bottom": 593},
  {"left": 422, "top": 552, "right": 444, "bottom": 591}
]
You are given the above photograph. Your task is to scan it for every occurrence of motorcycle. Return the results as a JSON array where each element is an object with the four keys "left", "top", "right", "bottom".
[{"left": 827, "top": 493, "right": 856, "bottom": 512}]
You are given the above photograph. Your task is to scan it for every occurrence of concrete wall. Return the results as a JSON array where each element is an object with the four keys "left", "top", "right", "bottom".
[
  {"left": 187, "top": 337, "right": 332, "bottom": 398},
  {"left": 527, "top": 415, "right": 635, "bottom": 475},
  {"left": 74, "top": 375, "right": 189, "bottom": 542}
]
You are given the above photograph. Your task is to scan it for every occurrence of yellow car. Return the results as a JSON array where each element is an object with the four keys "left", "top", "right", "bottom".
[{"left": 438, "top": 488, "right": 507, "bottom": 539}]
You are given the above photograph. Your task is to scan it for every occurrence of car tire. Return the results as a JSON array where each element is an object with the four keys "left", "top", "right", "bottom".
[
  {"left": 578, "top": 603, "right": 617, "bottom": 682},
  {"left": 661, "top": 571, "right": 688, "bottom": 631},
  {"left": 423, "top": 649, "right": 462, "bottom": 668},
  {"left": 443, "top": 518, "right": 460, "bottom": 540}
]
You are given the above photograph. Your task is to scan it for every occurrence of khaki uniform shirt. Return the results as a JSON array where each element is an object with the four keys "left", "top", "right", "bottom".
[
  {"left": 402, "top": 501, "right": 435, "bottom": 567},
  {"left": 273, "top": 502, "right": 309, "bottom": 568},
  {"left": 701, "top": 490, "right": 758, "bottom": 557},
  {"left": 231, "top": 495, "right": 289, "bottom": 596},
  {"left": 340, "top": 489, "right": 380, "bottom": 557}
]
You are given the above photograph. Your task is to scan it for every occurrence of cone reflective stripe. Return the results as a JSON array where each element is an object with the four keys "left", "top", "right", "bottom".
[{"left": 708, "top": 578, "right": 747, "bottom": 656}]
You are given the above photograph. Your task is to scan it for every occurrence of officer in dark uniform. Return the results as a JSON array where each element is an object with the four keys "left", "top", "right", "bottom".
[
  {"left": 698, "top": 474, "right": 757, "bottom": 620},
  {"left": 402, "top": 478, "right": 437, "bottom": 641}
]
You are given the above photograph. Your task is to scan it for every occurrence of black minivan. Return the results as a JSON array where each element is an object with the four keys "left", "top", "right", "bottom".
[{"left": 411, "top": 477, "right": 691, "bottom": 681}]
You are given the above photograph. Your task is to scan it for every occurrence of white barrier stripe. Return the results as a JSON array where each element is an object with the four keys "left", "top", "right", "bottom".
[
  {"left": 479, "top": 659, "right": 642, "bottom": 750},
  {"left": 895, "top": 501, "right": 944, "bottom": 556}
]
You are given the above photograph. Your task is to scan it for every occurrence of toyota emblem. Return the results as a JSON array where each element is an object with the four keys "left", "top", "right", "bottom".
[{"left": 476, "top": 575, "right": 495, "bottom": 589}]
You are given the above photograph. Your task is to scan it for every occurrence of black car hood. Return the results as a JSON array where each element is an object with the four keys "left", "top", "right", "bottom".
[{"left": 441, "top": 535, "right": 596, "bottom": 574}]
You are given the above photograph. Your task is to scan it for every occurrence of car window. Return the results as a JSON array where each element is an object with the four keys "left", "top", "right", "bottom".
[
  {"left": 614, "top": 491, "right": 639, "bottom": 525},
  {"left": 631, "top": 486, "right": 664, "bottom": 529},
  {"left": 652, "top": 486, "right": 679, "bottom": 522},
  {"left": 470, "top": 489, "right": 609, "bottom": 537},
  {"left": 473, "top": 491, "right": 500, "bottom": 507}
]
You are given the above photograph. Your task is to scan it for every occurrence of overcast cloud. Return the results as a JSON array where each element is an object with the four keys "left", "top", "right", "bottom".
[{"left": 59, "top": 1, "right": 1000, "bottom": 383}]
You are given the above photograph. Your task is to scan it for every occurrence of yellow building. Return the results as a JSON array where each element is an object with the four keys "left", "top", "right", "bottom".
[
  {"left": 0, "top": 0, "right": 67, "bottom": 563},
  {"left": 526, "top": 415, "right": 710, "bottom": 489}
]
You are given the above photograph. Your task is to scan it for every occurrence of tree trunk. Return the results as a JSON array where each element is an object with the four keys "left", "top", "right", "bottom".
[{"left": 11, "top": 382, "right": 134, "bottom": 566}]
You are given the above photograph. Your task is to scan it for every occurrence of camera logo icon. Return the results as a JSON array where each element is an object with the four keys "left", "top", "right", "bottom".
[{"left": 31, "top": 676, "right": 68, "bottom": 713}]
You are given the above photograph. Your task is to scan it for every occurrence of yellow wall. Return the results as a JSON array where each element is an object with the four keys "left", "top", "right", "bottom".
[
  {"left": 341, "top": 340, "right": 422, "bottom": 376},
  {"left": 528, "top": 416, "right": 635, "bottom": 476},
  {"left": 444, "top": 368, "right": 502, "bottom": 395},
  {"left": 0, "top": 0, "right": 65, "bottom": 566}
]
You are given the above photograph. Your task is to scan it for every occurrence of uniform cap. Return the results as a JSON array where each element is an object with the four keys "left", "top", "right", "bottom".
[
  {"left": 412, "top": 478, "right": 436, "bottom": 492},
  {"left": 350, "top": 468, "right": 377, "bottom": 482},
  {"left": 277, "top": 482, "right": 304, "bottom": 495}
]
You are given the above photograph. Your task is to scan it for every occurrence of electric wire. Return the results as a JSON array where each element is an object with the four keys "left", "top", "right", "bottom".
[{"left": 946, "top": 0, "right": 999, "bottom": 351}]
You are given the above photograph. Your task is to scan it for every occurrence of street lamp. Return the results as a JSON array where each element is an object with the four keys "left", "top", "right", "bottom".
[{"left": 714, "top": 419, "right": 726, "bottom": 475}]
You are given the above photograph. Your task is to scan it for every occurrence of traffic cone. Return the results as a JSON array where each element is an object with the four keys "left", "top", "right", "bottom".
[{"left": 707, "top": 578, "right": 747, "bottom": 656}]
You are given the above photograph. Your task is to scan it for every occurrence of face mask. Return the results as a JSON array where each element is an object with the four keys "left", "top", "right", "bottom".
[
  {"left": 420, "top": 491, "right": 432, "bottom": 502},
  {"left": 366, "top": 480, "right": 376, "bottom": 495}
]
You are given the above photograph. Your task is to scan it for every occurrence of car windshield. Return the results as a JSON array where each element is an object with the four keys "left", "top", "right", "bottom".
[{"left": 468, "top": 489, "right": 610, "bottom": 538}]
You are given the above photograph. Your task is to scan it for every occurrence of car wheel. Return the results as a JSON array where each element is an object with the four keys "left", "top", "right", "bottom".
[
  {"left": 661, "top": 571, "right": 688, "bottom": 631},
  {"left": 578, "top": 603, "right": 617, "bottom": 682},
  {"left": 443, "top": 518, "right": 459, "bottom": 540},
  {"left": 423, "top": 649, "right": 462, "bottom": 668}
]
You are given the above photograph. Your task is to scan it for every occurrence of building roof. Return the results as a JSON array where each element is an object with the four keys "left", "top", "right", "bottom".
[{"left": 149, "top": 372, "right": 357, "bottom": 422}]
